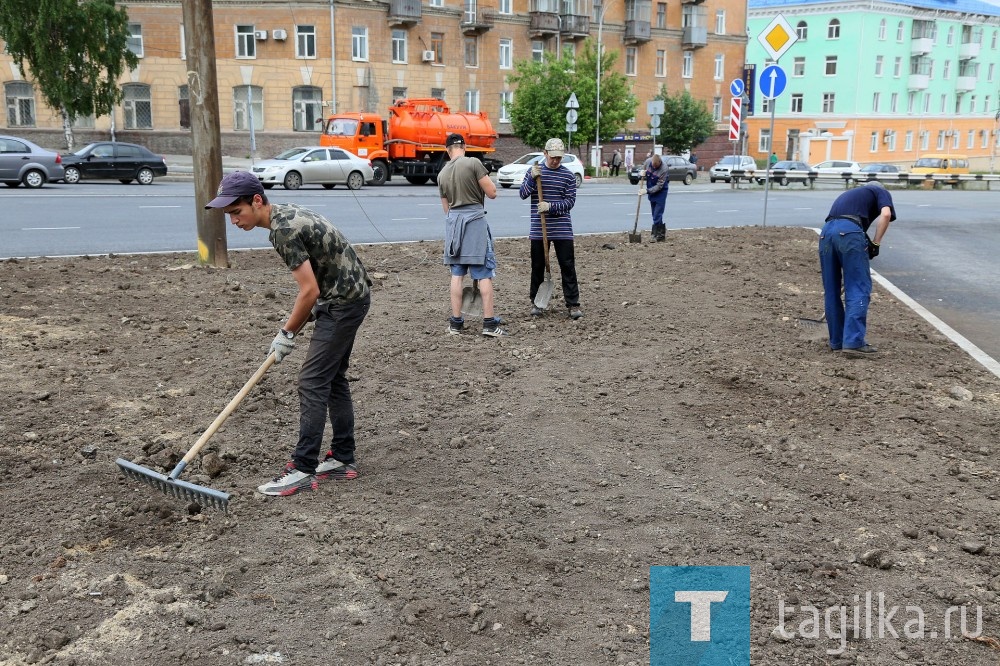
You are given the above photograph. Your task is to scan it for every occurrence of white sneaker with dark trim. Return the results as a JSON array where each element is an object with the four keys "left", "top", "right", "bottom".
[{"left": 257, "top": 462, "right": 317, "bottom": 496}]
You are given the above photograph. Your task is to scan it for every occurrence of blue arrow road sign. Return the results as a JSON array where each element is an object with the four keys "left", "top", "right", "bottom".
[
  {"left": 729, "top": 78, "right": 745, "bottom": 97},
  {"left": 760, "top": 65, "right": 787, "bottom": 99}
]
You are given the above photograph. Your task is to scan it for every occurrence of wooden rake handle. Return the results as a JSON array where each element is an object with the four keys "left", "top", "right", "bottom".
[{"left": 535, "top": 172, "right": 551, "bottom": 272}]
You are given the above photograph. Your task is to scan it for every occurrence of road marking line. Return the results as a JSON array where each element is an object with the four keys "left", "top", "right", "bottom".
[
  {"left": 392, "top": 217, "right": 429, "bottom": 221},
  {"left": 23, "top": 226, "right": 81, "bottom": 230},
  {"left": 139, "top": 205, "right": 181, "bottom": 208}
]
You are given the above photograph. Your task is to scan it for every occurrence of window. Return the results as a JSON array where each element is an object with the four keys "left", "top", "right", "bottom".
[
  {"left": 499, "top": 38, "right": 512, "bottom": 69},
  {"left": 532, "top": 40, "right": 544, "bottom": 62},
  {"left": 431, "top": 32, "right": 444, "bottom": 64},
  {"left": 827, "top": 19, "right": 840, "bottom": 39},
  {"left": 464, "top": 89, "right": 479, "bottom": 113},
  {"left": 920, "top": 131, "right": 929, "bottom": 151},
  {"left": 986, "top": 96, "right": 992, "bottom": 115},
  {"left": 907, "top": 91, "right": 915, "bottom": 113},
  {"left": 970, "top": 94, "right": 977, "bottom": 113},
  {"left": 822, "top": 93, "right": 835, "bottom": 113},
  {"left": 714, "top": 54, "right": 724, "bottom": 80},
  {"left": 429, "top": 0, "right": 443, "bottom": 6},
  {"left": 874, "top": 55, "right": 883, "bottom": 77},
  {"left": 297, "top": 25, "right": 316, "bottom": 58},
  {"left": 792, "top": 57, "right": 805, "bottom": 77},
  {"left": 923, "top": 93, "right": 930, "bottom": 113},
  {"left": 878, "top": 19, "right": 886, "bottom": 40},
  {"left": 499, "top": 91, "right": 513, "bottom": 123},
  {"left": 128, "top": 23, "right": 144, "bottom": 58},
  {"left": 946, "top": 26, "right": 954, "bottom": 46},
  {"left": 758, "top": 129, "right": 771, "bottom": 153},
  {"left": 236, "top": 25, "right": 255, "bottom": 58},
  {"left": 825, "top": 55, "right": 837, "bottom": 75},
  {"left": 990, "top": 63, "right": 995, "bottom": 82},
  {"left": 5, "top": 81, "right": 35, "bottom": 126},
  {"left": 499, "top": 0, "right": 512, "bottom": 13},
  {"left": 180, "top": 24, "right": 186, "bottom": 59},
  {"left": 890, "top": 92, "right": 898, "bottom": 113},
  {"left": 715, "top": 10, "right": 726, "bottom": 34},
  {"left": 940, "top": 94, "right": 947, "bottom": 113},
  {"left": 712, "top": 97, "right": 721, "bottom": 121},
  {"left": 870, "top": 131, "right": 878, "bottom": 152},
  {"left": 872, "top": 91, "right": 880, "bottom": 112},
  {"left": 656, "top": 2, "right": 666, "bottom": 28},
  {"left": 893, "top": 56, "right": 902, "bottom": 78},
  {"left": 655, "top": 50, "right": 666, "bottom": 77},
  {"left": 887, "top": 132, "right": 896, "bottom": 151},
  {"left": 352, "top": 26, "right": 368, "bottom": 61},
  {"left": 465, "top": 36, "right": 478, "bottom": 67},
  {"left": 905, "top": 130, "right": 913, "bottom": 151},
  {"left": 233, "top": 85, "right": 264, "bottom": 130},
  {"left": 993, "top": 30, "right": 998, "bottom": 49},
  {"left": 982, "top": 129, "right": 990, "bottom": 149},
  {"left": 682, "top": 51, "right": 693, "bottom": 78},
  {"left": 790, "top": 93, "right": 803, "bottom": 113},
  {"left": 625, "top": 47, "right": 637, "bottom": 76},
  {"left": 123, "top": 83, "right": 152, "bottom": 129},
  {"left": 392, "top": 87, "right": 407, "bottom": 102},
  {"left": 936, "top": 130, "right": 945, "bottom": 150},
  {"left": 897, "top": 21, "right": 905, "bottom": 42},
  {"left": 967, "top": 130, "right": 975, "bottom": 149},
  {"left": 178, "top": 85, "right": 190, "bottom": 128},
  {"left": 431, "top": 87, "right": 445, "bottom": 100},
  {"left": 292, "top": 86, "right": 322, "bottom": 132},
  {"left": 762, "top": 97, "right": 772, "bottom": 113},
  {"left": 796, "top": 21, "right": 807, "bottom": 40},
  {"left": 392, "top": 30, "right": 407, "bottom": 63}
]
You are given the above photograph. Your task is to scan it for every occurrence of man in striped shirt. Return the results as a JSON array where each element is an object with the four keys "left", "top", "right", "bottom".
[{"left": 518, "top": 138, "right": 583, "bottom": 320}]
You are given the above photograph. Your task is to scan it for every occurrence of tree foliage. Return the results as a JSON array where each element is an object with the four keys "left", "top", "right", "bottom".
[
  {"left": 507, "top": 39, "right": 637, "bottom": 154},
  {"left": 0, "top": 0, "right": 137, "bottom": 148},
  {"left": 654, "top": 87, "right": 716, "bottom": 155}
]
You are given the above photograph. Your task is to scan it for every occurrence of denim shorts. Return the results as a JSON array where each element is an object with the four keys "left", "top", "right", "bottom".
[{"left": 450, "top": 242, "right": 496, "bottom": 280}]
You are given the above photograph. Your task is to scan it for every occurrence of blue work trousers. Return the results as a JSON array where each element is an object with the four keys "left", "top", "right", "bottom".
[
  {"left": 818, "top": 219, "right": 871, "bottom": 350},
  {"left": 648, "top": 190, "right": 667, "bottom": 227}
]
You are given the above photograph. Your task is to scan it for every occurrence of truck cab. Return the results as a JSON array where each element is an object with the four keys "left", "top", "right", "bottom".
[{"left": 320, "top": 114, "right": 391, "bottom": 184}]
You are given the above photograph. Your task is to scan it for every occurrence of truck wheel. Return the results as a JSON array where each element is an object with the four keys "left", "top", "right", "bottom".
[
  {"left": 370, "top": 160, "right": 388, "bottom": 186},
  {"left": 283, "top": 171, "right": 303, "bottom": 190},
  {"left": 347, "top": 171, "right": 365, "bottom": 190},
  {"left": 405, "top": 175, "right": 429, "bottom": 185}
]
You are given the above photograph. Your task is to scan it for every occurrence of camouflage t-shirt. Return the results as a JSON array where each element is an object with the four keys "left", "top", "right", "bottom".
[{"left": 268, "top": 203, "right": 371, "bottom": 304}]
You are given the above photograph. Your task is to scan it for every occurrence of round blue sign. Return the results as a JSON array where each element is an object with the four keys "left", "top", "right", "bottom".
[
  {"left": 729, "top": 78, "right": 745, "bottom": 97},
  {"left": 759, "top": 65, "right": 787, "bottom": 99}
]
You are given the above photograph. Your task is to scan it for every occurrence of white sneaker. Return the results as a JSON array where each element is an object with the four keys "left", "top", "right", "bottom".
[{"left": 257, "top": 462, "right": 317, "bottom": 496}]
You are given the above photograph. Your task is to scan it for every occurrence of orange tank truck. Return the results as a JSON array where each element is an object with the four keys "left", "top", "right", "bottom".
[{"left": 319, "top": 98, "right": 502, "bottom": 185}]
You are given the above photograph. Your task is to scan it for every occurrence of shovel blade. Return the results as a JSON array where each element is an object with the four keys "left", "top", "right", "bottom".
[
  {"left": 461, "top": 285, "right": 483, "bottom": 319},
  {"left": 628, "top": 232, "right": 642, "bottom": 244},
  {"left": 533, "top": 276, "right": 554, "bottom": 309}
]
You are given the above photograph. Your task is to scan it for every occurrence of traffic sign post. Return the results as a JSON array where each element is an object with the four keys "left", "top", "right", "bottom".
[
  {"left": 757, "top": 63, "right": 788, "bottom": 227},
  {"left": 565, "top": 93, "right": 579, "bottom": 152},
  {"left": 647, "top": 99, "right": 664, "bottom": 142}
]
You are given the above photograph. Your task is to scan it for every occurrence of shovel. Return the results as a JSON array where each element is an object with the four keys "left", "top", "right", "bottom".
[
  {"left": 628, "top": 189, "right": 643, "bottom": 243},
  {"left": 533, "top": 172, "right": 554, "bottom": 309},
  {"left": 117, "top": 352, "right": 280, "bottom": 512},
  {"left": 461, "top": 279, "right": 483, "bottom": 319}
]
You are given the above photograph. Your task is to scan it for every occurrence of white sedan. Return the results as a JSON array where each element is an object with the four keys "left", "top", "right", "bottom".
[
  {"left": 810, "top": 160, "right": 862, "bottom": 176},
  {"left": 497, "top": 152, "right": 585, "bottom": 189},
  {"left": 252, "top": 146, "right": 375, "bottom": 190}
]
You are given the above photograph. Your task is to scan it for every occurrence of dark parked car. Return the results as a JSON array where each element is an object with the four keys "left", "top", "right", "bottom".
[
  {"left": 761, "top": 160, "right": 813, "bottom": 186},
  {"left": 0, "top": 135, "right": 65, "bottom": 188},
  {"left": 853, "top": 163, "right": 900, "bottom": 184},
  {"left": 627, "top": 155, "right": 697, "bottom": 186},
  {"left": 62, "top": 141, "right": 168, "bottom": 184}
]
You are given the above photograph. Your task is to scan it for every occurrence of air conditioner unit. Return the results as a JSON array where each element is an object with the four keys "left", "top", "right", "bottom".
[
  {"left": 421, "top": 50, "right": 436, "bottom": 62},
  {"left": 944, "top": 130, "right": 954, "bottom": 137},
  {"left": 254, "top": 30, "right": 268, "bottom": 41},
  {"left": 883, "top": 134, "right": 891, "bottom": 144},
  {"left": 272, "top": 29, "right": 287, "bottom": 41}
]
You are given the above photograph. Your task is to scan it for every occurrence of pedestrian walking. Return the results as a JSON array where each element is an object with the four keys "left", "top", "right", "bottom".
[
  {"left": 438, "top": 133, "right": 504, "bottom": 337},
  {"left": 819, "top": 181, "right": 896, "bottom": 355},
  {"left": 639, "top": 153, "right": 670, "bottom": 242},
  {"left": 611, "top": 149, "right": 623, "bottom": 177},
  {"left": 519, "top": 138, "right": 583, "bottom": 319},
  {"left": 205, "top": 171, "right": 372, "bottom": 496}
]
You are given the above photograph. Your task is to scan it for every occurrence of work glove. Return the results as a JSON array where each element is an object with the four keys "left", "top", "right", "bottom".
[
  {"left": 867, "top": 238, "right": 880, "bottom": 260},
  {"left": 269, "top": 329, "right": 295, "bottom": 363},
  {"left": 638, "top": 185, "right": 647, "bottom": 196},
  {"left": 531, "top": 164, "right": 542, "bottom": 179},
  {"left": 536, "top": 200, "right": 550, "bottom": 214}
]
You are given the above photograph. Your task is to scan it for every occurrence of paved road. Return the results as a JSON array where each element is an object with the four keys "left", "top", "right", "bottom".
[{"left": 2, "top": 180, "right": 998, "bottom": 361}]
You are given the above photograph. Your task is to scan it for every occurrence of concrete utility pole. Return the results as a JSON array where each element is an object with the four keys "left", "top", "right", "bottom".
[{"left": 181, "top": 0, "right": 227, "bottom": 267}]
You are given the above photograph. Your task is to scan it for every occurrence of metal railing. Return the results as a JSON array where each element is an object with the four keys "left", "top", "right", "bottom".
[{"left": 728, "top": 169, "right": 1000, "bottom": 190}]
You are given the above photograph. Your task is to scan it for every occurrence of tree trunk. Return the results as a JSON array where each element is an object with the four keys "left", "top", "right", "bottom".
[{"left": 60, "top": 107, "right": 75, "bottom": 152}]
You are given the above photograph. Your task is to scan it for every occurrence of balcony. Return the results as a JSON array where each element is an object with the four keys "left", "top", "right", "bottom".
[
  {"left": 387, "top": 0, "right": 421, "bottom": 26},
  {"left": 959, "top": 41, "right": 981, "bottom": 59},
  {"left": 529, "top": 11, "right": 560, "bottom": 37},
  {"left": 910, "top": 37, "right": 932, "bottom": 55},
  {"left": 461, "top": 8, "right": 495, "bottom": 34},
  {"left": 682, "top": 25, "right": 707, "bottom": 47},
  {"left": 908, "top": 73, "right": 929, "bottom": 90},
  {"left": 681, "top": 0, "right": 706, "bottom": 4},
  {"left": 624, "top": 20, "right": 651, "bottom": 44},
  {"left": 560, "top": 13, "right": 590, "bottom": 39},
  {"left": 956, "top": 75, "right": 977, "bottom": 92}
]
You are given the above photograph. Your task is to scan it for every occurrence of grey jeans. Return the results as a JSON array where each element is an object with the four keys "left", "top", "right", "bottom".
[{"left": 291, "top": 295, "right": 370, "bottom": 473}]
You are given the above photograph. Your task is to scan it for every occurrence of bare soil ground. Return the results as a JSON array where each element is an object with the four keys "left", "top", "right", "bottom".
[{"left": 2, "top": 227, "right": 1000, "bottom": 666}]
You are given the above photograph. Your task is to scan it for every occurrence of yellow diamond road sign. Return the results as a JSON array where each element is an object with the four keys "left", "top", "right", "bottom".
[{"left": 757, "top": 14, "right": 798, "bottom": 62}]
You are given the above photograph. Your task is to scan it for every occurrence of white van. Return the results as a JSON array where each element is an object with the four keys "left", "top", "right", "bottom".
[{"left": 709, "top": 155, "right": 757, "bottom": 183}]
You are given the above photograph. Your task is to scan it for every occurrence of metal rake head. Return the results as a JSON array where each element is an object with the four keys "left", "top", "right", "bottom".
[{"left": 116, "top": 458, "right": 230, "bottom": 512}]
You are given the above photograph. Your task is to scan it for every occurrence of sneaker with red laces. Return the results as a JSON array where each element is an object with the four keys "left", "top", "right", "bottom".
[
  {"left": 257, "top": 462, "right": 317, "bottom": 496},
  {"left": 315, "top": 454, "right": 359, "bottom": 481}
]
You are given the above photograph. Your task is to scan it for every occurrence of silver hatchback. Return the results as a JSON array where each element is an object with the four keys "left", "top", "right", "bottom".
[{"left": 0, "top": 135, "right": 65, "bottom": 188}]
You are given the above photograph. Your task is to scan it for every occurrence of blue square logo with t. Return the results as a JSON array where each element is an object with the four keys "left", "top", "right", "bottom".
[{"left": 650, "top": 566, "right": 750, "bottom": 666}]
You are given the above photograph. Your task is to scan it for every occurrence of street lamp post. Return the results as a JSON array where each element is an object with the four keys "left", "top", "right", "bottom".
[{"left": 595, "top": 0, "right": 618, "bottom": 168}]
